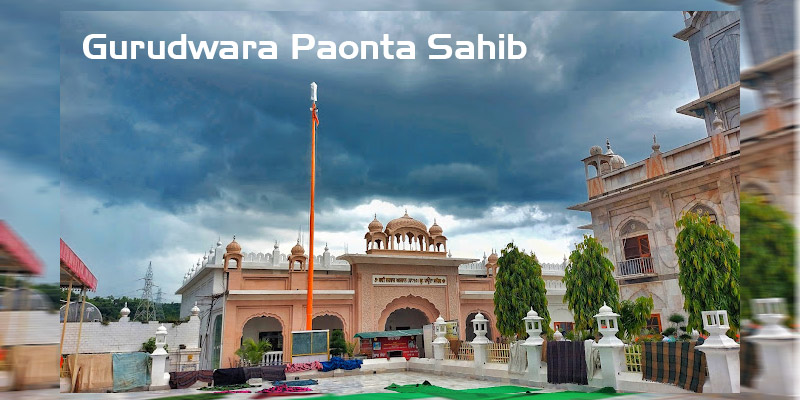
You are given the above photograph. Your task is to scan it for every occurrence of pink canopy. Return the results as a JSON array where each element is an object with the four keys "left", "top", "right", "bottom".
[
  {"left": 60, "top": 239, "right": 97, "bottom": 291},
  {"left": 0, "top": 220, "right": 43, "bottom": 276}
]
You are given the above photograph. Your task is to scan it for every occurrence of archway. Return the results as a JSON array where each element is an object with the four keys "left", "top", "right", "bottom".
[
  {"left": 312, "top": 314, "right": 345, "bottom": 332},
  {"left": 384, "top": 307, "right": 429, "bottom": 331},
  {"left": 242, "top": 315, "right": 284, "bottom": 352},
  {"left": 464, "top": 312, "right": 493, "bottom": 342},
  {"left": 377, "top": 295, "right": 440, "bottom": 331}
]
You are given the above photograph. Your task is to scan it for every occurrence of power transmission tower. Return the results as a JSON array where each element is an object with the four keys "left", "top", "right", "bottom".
[
  {"left": 154, "top": 287, "right": 165, "bottom": 321},
  {"left": 133, "top": 261, "right": 156, "bottom": 322}
]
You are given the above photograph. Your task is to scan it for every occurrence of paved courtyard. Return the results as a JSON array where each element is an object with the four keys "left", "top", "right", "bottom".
[{"left": 0, "top": 372, "right": 762, "bottom": 400}]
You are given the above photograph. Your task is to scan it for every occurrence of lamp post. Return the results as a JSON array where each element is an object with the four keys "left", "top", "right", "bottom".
[
  {"left": 696, "top": 310, "right": 739, "bottom": 393},
  {"left": 522, "top": 308, "right": 545, "bottom": 383},
  {"left": 593, "top": 303, "right": 625, "bottom": 389}
]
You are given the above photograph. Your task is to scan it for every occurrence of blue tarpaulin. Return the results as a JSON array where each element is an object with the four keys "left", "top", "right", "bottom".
[
  {"left": 112, "top": 352, "right": 151, "bottom": 392},
  {"left": 319, "top": 356, "right": 363, "bottom": 372}
]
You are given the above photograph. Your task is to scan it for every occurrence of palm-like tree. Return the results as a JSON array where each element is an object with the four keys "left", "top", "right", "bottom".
[{"left": 235, "top": 338, "right": 272, "bottom": 365}]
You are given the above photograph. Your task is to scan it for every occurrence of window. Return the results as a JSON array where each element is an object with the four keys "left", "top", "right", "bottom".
[
  {"left": 645, "top": 314, "right": 662, "bottom": 334},
  {"left": 690, "top": 204, "right": 717, "bottom": 225},
  {"left": 623, "top": 234, "right": 651, "bottom": 260},
  {"left": 554, "top": 322, "right": 574, "bottom": 333}
]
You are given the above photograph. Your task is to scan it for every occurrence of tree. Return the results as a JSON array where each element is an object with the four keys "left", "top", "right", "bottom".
[
  {"left": 493, "top": 243, "right": 550, "bottom": 338},
  {"left": 235, "top": 338, "right": 272, "bottom": 365},
  {"left": 619, "top": 296, "right": 654, "bottom": 342},
  {"left": 740, "top": 193, "right": 795, "bottom": 322},
  {"left": 329, "top": 329, "right": 347, "bottom": 356},
  {"left": 563, "top": 235, "right": 620, "bottom": 335},
  {"left": 675, "top": 211, "right": 740, "bottom": 332}
]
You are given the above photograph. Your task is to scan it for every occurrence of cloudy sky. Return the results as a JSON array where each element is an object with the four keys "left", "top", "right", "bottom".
[{"left": 1, "top": 1, "right": 737, "bottom": 301}]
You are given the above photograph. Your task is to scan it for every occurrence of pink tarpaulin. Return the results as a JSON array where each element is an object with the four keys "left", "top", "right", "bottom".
[
  {"left": 60, "top": 239, "right": 97, "bottom": 291},
  {"left": 0, "top": 220, "right": 43, "bottom": 276}
]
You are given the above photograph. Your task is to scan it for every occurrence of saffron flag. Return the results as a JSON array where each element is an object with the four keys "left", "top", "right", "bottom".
[{"left": 312, "top": 104, "right": 319, "bottom": 127}]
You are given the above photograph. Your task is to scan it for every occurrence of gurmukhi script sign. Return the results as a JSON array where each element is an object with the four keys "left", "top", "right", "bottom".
[{"left": 372, "top": 275, "right": 447, "bottom": 286}]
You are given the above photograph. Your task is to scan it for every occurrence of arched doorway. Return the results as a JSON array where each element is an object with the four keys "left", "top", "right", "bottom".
[
  {"left": 312, "top": 314, "right": 345, "bottom": 331},
  {"left": 384, "top": 308, "right": 429, "bottom": 331},
  {"left": 242, "top": 316, "right": 284, "bottom": 352},
  {"left": 465, "top": 312, "right": 493, "bottom": 342}
]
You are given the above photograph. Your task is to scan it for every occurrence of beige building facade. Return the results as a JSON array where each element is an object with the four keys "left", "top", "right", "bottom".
[{"left": 569, "top": 11, "right": 742, "bottom": 330}]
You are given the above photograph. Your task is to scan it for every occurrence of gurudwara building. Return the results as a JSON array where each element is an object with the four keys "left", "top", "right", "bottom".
[
  {"left": 177, "top": 212, "right": 572, "bottom": 369},
  {"left": 569, "top": 10, "right": 742, "bottom": 330}
]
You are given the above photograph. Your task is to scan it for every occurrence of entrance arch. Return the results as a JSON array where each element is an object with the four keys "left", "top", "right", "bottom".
[
  {"left": 378, "top": 295, "right": 440, "bottom": 331},
  {"left": 384, "top": 308, "right": 429, "bottom": 330},
  {"left": 465, "top": 312, "right": 493, "bottom": 342},
  {"left": 242, "top": 315, "right": 284, "bottom": 352}
]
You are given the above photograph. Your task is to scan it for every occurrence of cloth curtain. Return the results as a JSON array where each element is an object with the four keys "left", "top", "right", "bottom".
[
  {"left": 507, "top": 340, "right": 527, "bottom": 374},
  {"left": 546, "top": 340, "right": 588, "bottom": 385},
  {"left": 641, "top": 341, "right": 706, "bottom": 393},
  {"left": 212, "top": 367, "right": 246, "bottom": 386},
  {"left": 169, "top": 370, "right": 213, "bottom": 389}
]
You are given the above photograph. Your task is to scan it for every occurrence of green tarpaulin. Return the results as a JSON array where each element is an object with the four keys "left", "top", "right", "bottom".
[
  {"left": 354, "top": 329, "right": 423, "bottom": 339},
  {"left": 112, "top": 352, "right": 151, "bottom": 393}
]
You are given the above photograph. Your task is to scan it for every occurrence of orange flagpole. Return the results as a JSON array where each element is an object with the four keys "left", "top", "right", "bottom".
[{"left": 307, "top": 82, "right": 318, "bottom": 330}]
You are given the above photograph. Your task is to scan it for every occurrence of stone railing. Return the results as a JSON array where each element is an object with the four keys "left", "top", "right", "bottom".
[
  {"left": 616, "top": 257, "right": 655, "bottom": 279},
  {"left": 545, "top": 280, "right": 566, "bottom": 292},
  {"left": 458, "top": 259, "right": 487, "bottom": 275},
  {"left": 541, "top": 262, "right": 566, "bottom": 275},
  {"left": 262, "top": 351, "right": 284, "bottom": 366}
]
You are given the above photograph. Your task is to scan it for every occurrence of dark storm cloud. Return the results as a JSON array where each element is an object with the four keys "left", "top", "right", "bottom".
[{"left": 57, "top": 10, "right": 715, "bottom": 223}]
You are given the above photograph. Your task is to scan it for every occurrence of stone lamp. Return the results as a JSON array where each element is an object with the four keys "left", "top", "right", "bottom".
[
  {"left": 594, "top": 302, "right": 622, "bottom": 345},
  {"left": 471, "top": 312, "right": 490, "bottom": 345},
  {"left": 523, "top": 308, "right": 544, "bottom": 345}
]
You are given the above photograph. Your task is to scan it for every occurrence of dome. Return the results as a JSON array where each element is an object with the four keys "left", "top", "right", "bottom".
[
  {"left": 526, "top": 308, "right": 539, "bottom": 318},
  {"left": 599, "top": 302, "right": 613, "bottom": 314},
  {"left": 385, "top": 211, "right": 428, "bottom": 232},
  {"left": 0, "top": 288, "right": 52, "bottom": 311},
  {"left": 429, "top": 219, "right": 443, "bottom": 236},
  {"left": 291, "top": 240, "right": 305, "bottom": 256},
  {"left": 605, "top": 139, "right": 626, "bottom": 169},
  {"left": 226, "top": 237, "right": 241, "bottom": 253},
  {"left": 60, "top": 301, "right": 103, "bottom": 323},
  {"left": 368, "top": 215, "right": 384, "bottom": 233},
  {"left": 487, "top": 251, "right": 499, "bottom": 264},
  {"left": 120, "top": 302, "right": 130, "bottom": 317},
  {"left": 589, "top": 145, "right": 603, "bottom": 156}
]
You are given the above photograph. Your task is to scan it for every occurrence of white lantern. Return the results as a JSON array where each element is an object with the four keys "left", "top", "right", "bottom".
[
  {"left": 472, "top": 312, "right": 490, "bottom": 344},
  {"left": 523, "top": 308, "right": 544, "bottom": 345},
  {"left": 433, "top": 316, "right": 448, "bottom": 344},
  {"left": 153, "top": 324, "right": 168, "bottom": 355},
  {"left": 700, "top": 310, "right": 738, "bottom": 347},
  {"left": 593, "top": 302, "right": 622, "bottom": 345},
  {"left": 310, "top": 82, "right": 318, "bottom": 102},
  {"left": 752, "top": 298, "right": 791, "bottom": 336}
]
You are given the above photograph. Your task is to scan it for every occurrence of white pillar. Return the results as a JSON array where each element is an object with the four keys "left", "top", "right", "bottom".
[
  {"left": 593, "top": 303, "right": 625, "bottom": 389},
  {"left": 149, "top": 324, "right": 170, "bottom": 389},
  {"left": 471, "top": 313, "right": 491, "bottom": 376},
  {"left": 695, "top": 310, "right": 740, "bottom": 393},
  {"left": 432, "top": 316, "right": 447, "bottom": 361},
  {"left": 522, "top": 308, "right": 545, "bottom": 383},
  {"left": 748, "top": 298, "right": 798, "bottom": 396}
]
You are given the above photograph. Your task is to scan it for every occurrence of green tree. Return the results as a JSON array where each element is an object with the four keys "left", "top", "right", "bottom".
[
  {"left": 619, "top": 296, "right": 654, "bottom": 342},
  {"left": 740, "top": 193, "right": 795, "bottom": 322},
  {"left": 564, "top": 235, "right": 620, "bottom": 335},
  {"left": 675, "top": 211, "right": 740, "bottom": 332},
  {"left": 493, "top": 243, "right": 550, "bottom": 338},
  {"left": 329, "top": 329, "right": 347, "bottom": 356},
  {"left": 235, "top": 338, "right": 272, "bottom": 365}
]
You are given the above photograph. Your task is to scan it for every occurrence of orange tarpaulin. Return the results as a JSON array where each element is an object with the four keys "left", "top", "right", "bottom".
[
  {"left": 64, "top": 353, "right": 113, "bottom": 392},
  {"left": 7, "top": 344, "right": 59, "bottom": 390}
]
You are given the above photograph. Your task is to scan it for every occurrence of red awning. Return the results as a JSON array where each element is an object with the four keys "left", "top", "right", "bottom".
[
  {"left": 60, "top": 239, "right": 97, "bottom": 291},
  {"left": 0, "top": 220, "right": 44, "bottom": 276}
]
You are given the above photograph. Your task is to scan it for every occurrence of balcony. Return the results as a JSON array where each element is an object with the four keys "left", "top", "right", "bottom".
[{"left": 616, "top": 257, "right": 656, "bottom": 280}]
